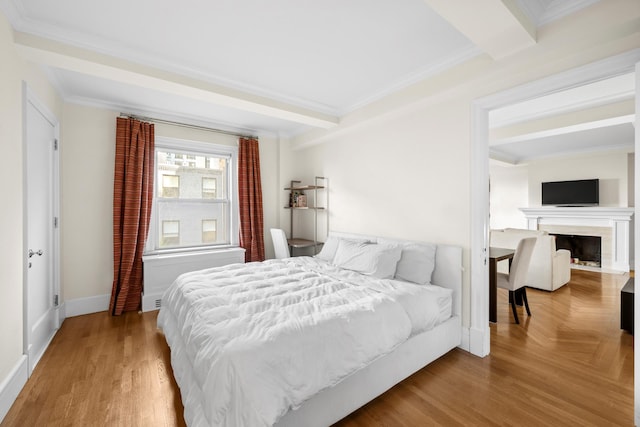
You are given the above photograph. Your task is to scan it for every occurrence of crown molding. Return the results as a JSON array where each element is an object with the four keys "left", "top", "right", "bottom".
[
  {"left": 3, "top": 6, "right": 341, "bottom": 118},
  {"left": 342, "top": 45, "right": 482, "bottom": 114},
  {"left": 489, "top": 68, "right": 636, "bottom": 128},
  {"left": 491, "top": 141, "right": 634, "bottom": 165},
  {"left": 64, "top": 94, "right": 282, "bottom": 139},
  {"left": 0, "top": 0, "right": 26, "bottom": 30},
  {"left": 513, "top": 0, "right": 600, "bottom": 27},
  {"left": 539, "top": 0, "right": 601, "bottom": 26}
]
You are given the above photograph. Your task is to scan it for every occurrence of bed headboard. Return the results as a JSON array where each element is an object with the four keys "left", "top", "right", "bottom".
[{"left": 328, "top": 232, "right": 462, "bottom": 317}]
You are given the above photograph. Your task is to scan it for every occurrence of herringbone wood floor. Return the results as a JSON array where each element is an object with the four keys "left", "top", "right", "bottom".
[{"left": 1, "top": 269, "right": 633, "bottom": 426}]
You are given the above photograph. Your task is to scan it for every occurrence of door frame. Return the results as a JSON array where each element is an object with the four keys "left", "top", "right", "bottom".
[
  {"left": 22, "top": 82, "right": 61, "bottom": 375},
  {"left": 469, "top": 49, "right": 640, "bottom": 358}
]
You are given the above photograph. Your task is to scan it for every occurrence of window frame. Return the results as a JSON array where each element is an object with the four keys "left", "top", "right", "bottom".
[{"left": 145, "top": 136, "right": 239, "bottom": 255}]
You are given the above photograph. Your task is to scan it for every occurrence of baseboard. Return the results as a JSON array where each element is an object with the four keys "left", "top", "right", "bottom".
[
  {"left": 469, "top": 326, "right": 490, "bottom": 357},
  {"left": 57, "top": 303, "right": 66, "bottom": 326},
  {"left": 0, "top": 355, "right": 28, "bottom": 424},
  {"left": 65, "top": 294, "right": 110, "bottom": 317}
]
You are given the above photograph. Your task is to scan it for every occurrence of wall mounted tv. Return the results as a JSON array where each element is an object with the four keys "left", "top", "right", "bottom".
[{"left": 541, "top": 179, "right": 599, "bottom": 206}]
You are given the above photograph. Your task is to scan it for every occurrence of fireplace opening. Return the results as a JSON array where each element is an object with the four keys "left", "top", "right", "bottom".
[{"left": 551, "top": 234, "right": 601, "bottom": 268}]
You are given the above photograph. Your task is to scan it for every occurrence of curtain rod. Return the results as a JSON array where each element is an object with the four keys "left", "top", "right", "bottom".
[{"left": 119, "top": 113, "right": 258, "bottom": 139}]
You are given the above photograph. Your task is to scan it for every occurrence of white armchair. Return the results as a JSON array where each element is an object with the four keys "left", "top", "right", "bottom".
[{"left": 490, "top": 228, "right": 571, "bottom": 291}]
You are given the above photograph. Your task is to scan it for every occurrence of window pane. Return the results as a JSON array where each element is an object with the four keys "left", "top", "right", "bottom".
[
  {"left": 161, "top": 220, "right": 180, "bottom": 247},
  {"left": 151, "top": 143, "right": 235, "bottom": 252},
  {"left": 157, "top": 150, "right": 228, "bottom": 200},
  {"left": 202, "top": 219, "right": 217, "bottom": 243},
  {"left": 161, "top": 175, "right": 180, "bottom": 198},
  {"left": 202, "top": 177, "right": 217, "bottom": 199},
  {"left": 157, "top": 200, "right": 228, "bottom": 248}
]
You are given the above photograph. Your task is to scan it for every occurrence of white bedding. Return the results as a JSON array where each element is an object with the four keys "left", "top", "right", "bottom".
[{"left": 158, "top": 256, "right": 452, "bottom": 427}]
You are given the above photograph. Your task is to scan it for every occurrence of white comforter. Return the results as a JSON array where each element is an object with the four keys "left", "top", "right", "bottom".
[{"left": 158, "top": 257, "right": 452, "bottom": 427}]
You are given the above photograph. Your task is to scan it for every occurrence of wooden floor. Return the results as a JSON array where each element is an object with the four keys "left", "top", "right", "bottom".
[{"left": 2, "top": 269, "right": 633, "bottom": 426}]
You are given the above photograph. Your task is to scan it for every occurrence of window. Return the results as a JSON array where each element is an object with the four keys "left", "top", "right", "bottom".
[
  {"left": 147, "top": 137, "right": 239, "bottom": 252},
  {"left": 202, "top": 177, "right": 217, "bottom": 199},
  {"left": 161, "top": 220, "right": 180, "bottom": 247},
  {"left": 161, "top": 175, "right": 180, "bottom": 198},
  {"left": 202, "top": 219, "right": 217, "bottom": 243}
]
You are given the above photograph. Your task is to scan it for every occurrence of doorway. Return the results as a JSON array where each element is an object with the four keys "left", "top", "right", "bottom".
[
  {"left": 469, "top": 50, "right": 640, "bottom": 357},
  {"left": 23, "top": 83, "right": 61, "bottom": 375}
]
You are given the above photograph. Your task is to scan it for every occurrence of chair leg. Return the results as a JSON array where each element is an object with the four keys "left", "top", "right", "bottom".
[
  {"left": 509, "top": 290, "right": 520, "bottom": 324},
  {"left": 521, "top": 287, "right": 531, "bottom": 316}
]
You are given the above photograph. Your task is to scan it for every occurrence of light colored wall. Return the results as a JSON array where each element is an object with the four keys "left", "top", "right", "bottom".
[
  {"left": 490, "top": 151, "right": 634, "bottom": 230},
  {"left": 0, "top": 12, "right": 62, "bottom": 386},
  {"left": 628, "top": 153, "right": 635, "bottom": 207},
  {"left": 527, "top": 151, "right": 631, "bottom": 207},
  {"left": 291, "top": 98, "right": 472, "bottom": 316},
  {"left": 287, "top": 1, "right": 639, "bottom": 328},
  {"left": 60, "top": 105, "right": 281, "bottom": 301},
  {"left": 490, "top": 163, "right": 529, "bottom": 229},
  {"left": 60, "top": 105, "right": 117, "bottom": 301}
]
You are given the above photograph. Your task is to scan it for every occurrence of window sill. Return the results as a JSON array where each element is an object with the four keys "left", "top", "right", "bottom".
[{"left": 142, "top": 246, "right": 245, "bottom": 264}]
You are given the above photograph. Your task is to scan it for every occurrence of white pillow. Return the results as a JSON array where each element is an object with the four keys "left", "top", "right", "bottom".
[
  {"left": 332, "top": 240, "right": 402, "bottom": 279},
  {"left": 315, "top": 235, "right": 369, "bottom": 263},
  {"left": 394, "top": 242, "right": 437, "bottom": 285}
]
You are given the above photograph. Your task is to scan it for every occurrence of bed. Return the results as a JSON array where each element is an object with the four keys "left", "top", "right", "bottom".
[{"left": 158, "top": 231, "right": 462, "bottom": 427}]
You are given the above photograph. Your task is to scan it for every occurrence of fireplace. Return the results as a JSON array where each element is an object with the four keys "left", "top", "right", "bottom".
[
  {"left": 551, "top": 234, "right": 602, "bottom": 268},
  {"left": 519, "top": 207, "right": 634, "bottom": 272}
]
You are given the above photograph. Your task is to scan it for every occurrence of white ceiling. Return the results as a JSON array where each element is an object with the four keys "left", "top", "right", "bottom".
[{"left": 2, "top": 0, "right": 629, "bottom": 161}]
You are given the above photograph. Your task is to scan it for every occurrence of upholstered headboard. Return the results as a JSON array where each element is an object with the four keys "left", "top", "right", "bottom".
[{"left": 328, "top": 231, "right": 462, "bottom": 317}]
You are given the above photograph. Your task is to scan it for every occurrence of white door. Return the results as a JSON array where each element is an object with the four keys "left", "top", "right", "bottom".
[{"left": 24, "top": 87, "right": 59, "bottom": 374}]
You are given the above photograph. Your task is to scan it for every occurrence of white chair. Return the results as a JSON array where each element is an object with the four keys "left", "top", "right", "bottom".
[
  {"left": 270, "top": 228, "right": 290, "bottom": 259},
  {"left": 497, "top": 237, "right": 537, "bottom": 324},
  {"left": 490, "top": 228, "right": 571, "bottom": 291}
]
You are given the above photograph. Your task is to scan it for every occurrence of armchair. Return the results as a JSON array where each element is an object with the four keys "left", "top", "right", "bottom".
[{"left": 490, "top": 228, "right": 571, "bottom": 291}]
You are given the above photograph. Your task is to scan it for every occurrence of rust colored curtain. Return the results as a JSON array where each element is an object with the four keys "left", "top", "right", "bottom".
[
  {"left": 109, "top": 118, "right": 155, "bottom": 315},
  {"left": 238, "top": 137, "right": 265, "bottom": 262}
]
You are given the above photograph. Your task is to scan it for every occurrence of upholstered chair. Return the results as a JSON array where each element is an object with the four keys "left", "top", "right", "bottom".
[
  {"left": 270, "top": 228, "right": 290, "bottom": 259},
  {"left": 496, "top": 237, "right": 537, "bottom": 324}
]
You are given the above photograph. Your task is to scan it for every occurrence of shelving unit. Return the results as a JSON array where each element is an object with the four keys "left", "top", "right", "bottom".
[{"left": 284, "top": 176, "right": 327, "bottom": 255}]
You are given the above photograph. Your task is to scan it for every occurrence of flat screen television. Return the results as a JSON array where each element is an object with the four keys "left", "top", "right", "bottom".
[{"left": 541, "top": 179, "right": 599, "bottom": 206}]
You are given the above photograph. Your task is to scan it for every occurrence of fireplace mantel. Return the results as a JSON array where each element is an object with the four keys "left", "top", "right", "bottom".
[{"left": 519, "top": 207, "right": 634, "bottom": 272}]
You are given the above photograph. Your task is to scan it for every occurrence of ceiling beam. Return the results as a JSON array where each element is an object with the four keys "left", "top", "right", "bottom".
[
  {"left": 13, "top": 31, "right": 339, "bottom": 129},
  {"left": 490, "top": 114, "right": 636, "bottom": 146},
  {"left": 423, "top": 0, "right": 536, "bottom": 60}
]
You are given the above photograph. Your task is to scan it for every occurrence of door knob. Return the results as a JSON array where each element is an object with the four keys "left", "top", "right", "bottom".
[{"left": 28, "top": 249, "right": 43, "bottom": 258}]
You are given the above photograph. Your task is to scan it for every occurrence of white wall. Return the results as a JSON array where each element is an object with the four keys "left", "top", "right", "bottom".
[
  {"left": 0, "top": 10, "right": 62, "bottom": 398},
  {"left": 60, "top": 105, "right": 117, "bottom": 302},
  {"left": 291, "top": 98, "right": 472, "bottom": 316},
  {"left": 527, "top": 151, "right": 632, "bottom": 207},
  {"left": 628, "top": 153, "right": 635, "bottom": 207},
  {"left": 489, "top": 151, "right": 635, "bottom": 230},
  {"left": 60, "top": 105, "right": 282, "bottom": 304},
  {"left": 489, "top": 163, "right": 529, "bottom": 229},
  {"left": 286, "top": 1, "right": 640, "bottom": 329}
]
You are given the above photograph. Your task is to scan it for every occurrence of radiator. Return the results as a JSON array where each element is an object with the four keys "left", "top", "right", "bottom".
[{"left": 141, "top": 247, "right": 246, "bottom": 312}]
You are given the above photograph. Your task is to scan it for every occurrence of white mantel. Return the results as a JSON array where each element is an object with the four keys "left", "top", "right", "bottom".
[{"left": 520, "top": 207, "right": 634, "bottom": 272}]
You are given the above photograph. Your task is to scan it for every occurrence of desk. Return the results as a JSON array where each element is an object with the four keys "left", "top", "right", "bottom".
[
  {"left": 287, "top": 238, "right": 323, "bottom": 256},
  {"left": 489, "top": 247, "right": 515, "bottom": 323}
]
